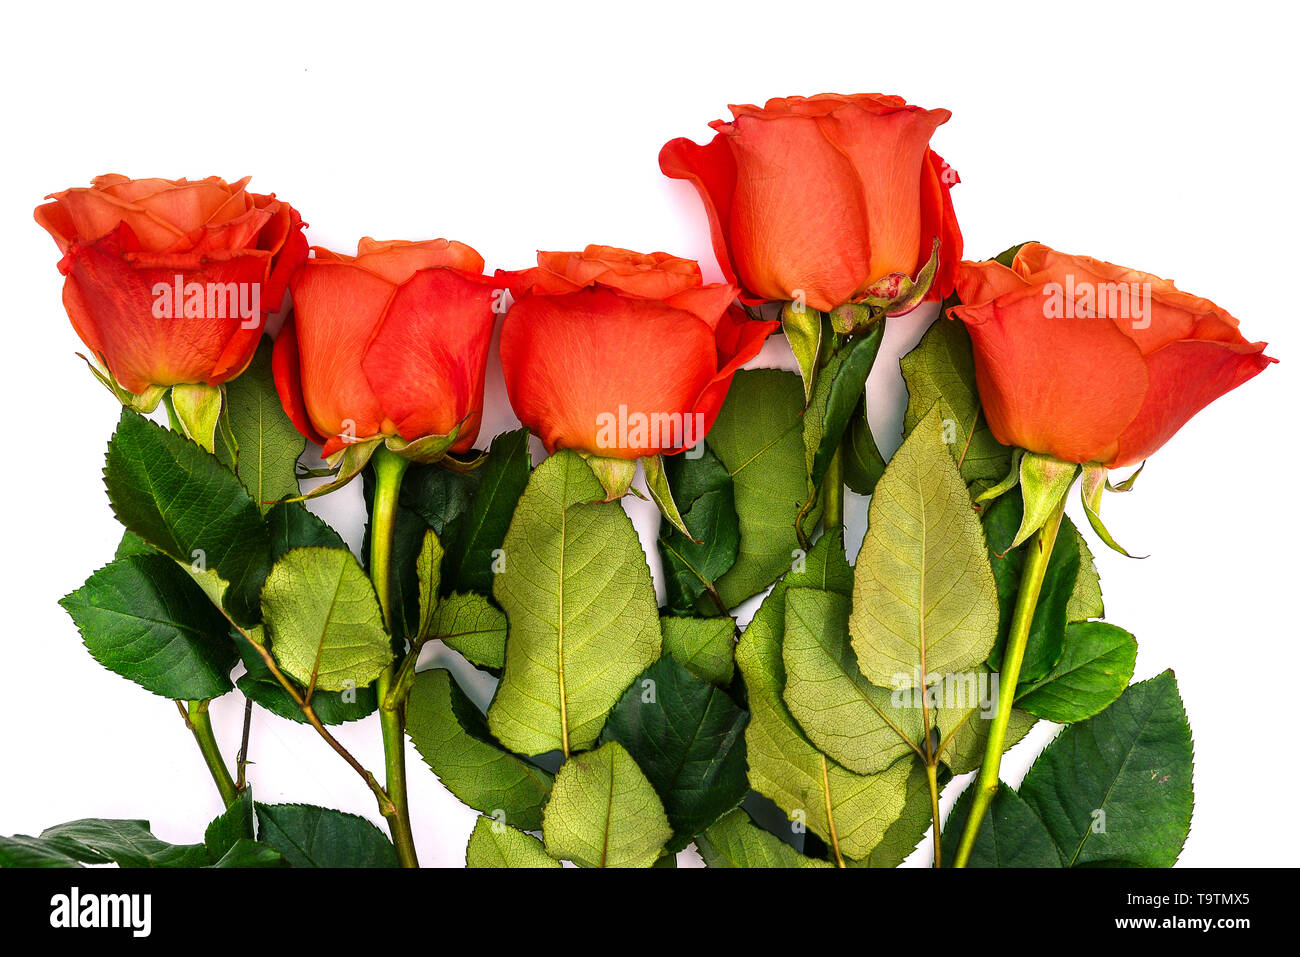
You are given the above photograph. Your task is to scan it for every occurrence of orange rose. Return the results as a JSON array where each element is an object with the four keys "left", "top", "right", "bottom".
[
  {"left": 273, "top": 238, "right": 499, "bottom": 460},
  {"left": 660, "top": 93, "right": 962, "bottom": 313},
  {"left": 35, "top": 175, "right": 306, "bottom": 401},
  {"left": 499, "top": 245, "right": 777, "bottom": 458},
  {"left": 948, "top": 243, "right": 1275, "bottom": 467}
]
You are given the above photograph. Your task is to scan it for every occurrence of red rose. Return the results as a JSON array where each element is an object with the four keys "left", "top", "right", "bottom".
[
  {"left": 949, "top": 243, "right": 1275, "bottom": 467},
  {"left": 660, "top": 93, "right": 962, "bottom": 313},
  {"left": 273, "top": 238, "right": 499, "bottom": 461},
  {"left": 35, "top": 175, "right": 306, "bottom": 400},
  {"left": 499, "top": 245, "right": 777, "bottom": 459}
]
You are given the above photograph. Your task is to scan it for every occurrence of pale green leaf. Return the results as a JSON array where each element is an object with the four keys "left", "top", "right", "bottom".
[
  {"left": 849, "top": 405, "right": 1000, "bottom": 688},
  {"left": 261, "top": 547, "right": 392, "bottom": 692},
  {"left": 466, "top": 816, "right": 559, "bottom": 868},
  {"left": 660, "top": 616, "right": 735, "bottom": 686},
  {"left": 542, "top": 741, "right": 671, "bottom": 868},
  {"left": 488, "top": 451, "right": 660, "bottom": 756}
]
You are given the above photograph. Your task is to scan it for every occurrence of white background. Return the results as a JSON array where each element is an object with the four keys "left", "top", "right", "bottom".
[{"left": 1, "top": 0, "right": 1295, "bottom": 867}]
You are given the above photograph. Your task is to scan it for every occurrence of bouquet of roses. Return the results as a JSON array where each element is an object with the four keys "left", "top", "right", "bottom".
[{"left": 3, "top": 93, "right": 1272, "bottom": 869}]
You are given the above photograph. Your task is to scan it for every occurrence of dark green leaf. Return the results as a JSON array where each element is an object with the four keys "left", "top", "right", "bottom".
[
  {"left": 942, "top": 781, "right": 1061, "bottom": 867},
  {"left": 1019, "top": 671, "right": 1194, "bottom": 867},
  {"left": 842, "top": 398, "right": 887, "bottom": 496},
  {"left": 804, "top": 323, "right": 884, "bottom": 489},
  {"left": 600, "top": 656, "right": 749, "bottom": 852},
  {"left": 37, "top": 819, "right": 209, "bottom": 868},
  {"left": 1017, "top": 622, "right": 1137, "bottom": 723},
  {"left": 657, "top": 445, "right": 741, "bottom": 616},
  {"left": 442, "top": 428, "right": 531, "bottom": 594},
  {"left": 104, "top": 409, "right": 272, "bottom": 624},
  {"left": 204, "top": 789, "right": 254, "bottom": 860},
  {"left": 60, "top": 554, "right": 238, "bottom": 700},
  {"left": 265, "top": 501, "right": 345, "bottom": 561},
  {"left": 983, "top": 494, "right": 1083, "bottom": 683},
  {"left": 254, "top": 804, "right": 398, "bottom": 868}
]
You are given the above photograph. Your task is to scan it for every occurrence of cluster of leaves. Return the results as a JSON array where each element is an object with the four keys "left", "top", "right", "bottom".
[{"left": 4, "top": 311, "right": 1195, "bottom": 868}]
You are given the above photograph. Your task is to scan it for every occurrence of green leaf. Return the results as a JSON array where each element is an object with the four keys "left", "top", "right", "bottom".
[
  {"left": 1067, "top": 530, "right": 1105, "bottom": 622},
  {"left": 115, "top": 529, "right": 156, "bottom": 559},
  {"left": 260, "top": 547, "right": 392, "bottom": 693},
  {"left": 442, "top": 428, "right": 531, "bottom": 594},
  {"left": 942, "top": 782, "right": 1061, "bottom": 868},
  {"left": 407, "top": 669, "right": 553, "bottom": 831},
  {"left": 1017, "top": 622, "right": 1137, "bottom": 723},
  {"left": 209, "top": 838, "right": 286, "bottom": 868},
  {"left": 781, "top": 301, "right": 824, "bottom": 403},
  {"left": 781, "top": 588, "right": 921, "bottom": 775},
  {"left": 849, "top": 405, "right": 1000, "bottom": 688},
  {"left": 0, "top": 834, "right": 86, "bottom": 867},
  {"left": 60, "top": 553, "right": 238, "bottom": 700},
  {"left": 735, "top": 531, "right": 917, "bottom": 860},
  {"left": 660, "top": 615, "right": 735, "bottom": 686},
  {"left": 225, "top": 336, "right": 304, "bottom": 510},
  {"left": 254, "top": 804, "right": 398, "bottom": 868},
  {"left": 426, "top": 591, "right": 508, "bottom": 671},
  {"left": 36, "top": 819, "right": 209, "bottom": 868},
  {"left": 696, "top": 809, "right": 832, "bottom": 868},
  {"left": 600, "top": 656, "right": 749, "bottom": 852},
  {"left": 657, "top": 445, "right": 740, "bottom": 615},
  {"left": 104, "top": 409, "right": 273, "bottom": 624},
  {"left": 847, "top": 761, "right": 939, "bottom": 867},
  {"left": 235, "top": 632, "right": 378, "bottom": 725},
  {"left": 465, "top": 816, "right": 560, "bottom": 868},
  {"left": 983, "top": 494, "right": 1083, "bottom": 683},
  {"left": 401, "top": 460, "right": 480, "bottom": 536},
  {"left": 488, "top": 451, "right": 660, "bottom": 756},
  {"left": 204, "top": 789, "right": 255, "bottom": 860},
  {"left": 265, "top": 501, "right": 345, "bottom": 560},
  {"left": 414, "top": 528, "right": 444, "bottom": 641},
  {"left": 1019, "top": 671, "right": 1194, "bottom": 867},
  {"left": 900, "top": 314, "right": 1011, "bottom": 485},
  {"left": 842, "top": 398, "right": 887, "bottom": 496},
  {"left": 803, "top": 323, "right": 884, "bottom": 490},
  {"left": 706, "top": 370, "right": 817, "bottom": 608},
  {"left": 542, "top": 741, "right": 672, "bottom": 868}
]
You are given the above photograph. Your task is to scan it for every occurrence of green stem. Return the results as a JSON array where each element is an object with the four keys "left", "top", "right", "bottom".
[
  {"left": 925, "top": 759, "right": 942, "bottom": 868},
  {"left": 952, "top": 494, "right": 1067, "bottom": 868},
  {"left": 185, "top": 700, "right": 240, "bottom": 808},
  {"left": 369, "top": 446, "right": 419, "bottom": 869}
]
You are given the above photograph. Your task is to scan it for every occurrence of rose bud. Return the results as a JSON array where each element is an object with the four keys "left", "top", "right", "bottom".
[
  {"left": 659, "top": 94, "right": 962, "bottom": 323},
  {"left": 949, "top": 242, "right": 1275, "bottom": 551},
  {"left": 498, "top": 245, "right": 777, "bottom": 532},
  {"left": 273, "top": 238, "right": 500, "bottom": 489},
  {"left": 35, "top": 175, "right": 307, "bottom": 415}
]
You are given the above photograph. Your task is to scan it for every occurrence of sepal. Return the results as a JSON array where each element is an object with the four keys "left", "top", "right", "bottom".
[
  {"left": 1011, "top": 452, "right": 1079, "bottom": 548},
  {"left": 1081, "top": 463, "right": 1145, "bottom": 558},
  {"left": 170, "top": 383, "right": 224, "bottom": 453}
]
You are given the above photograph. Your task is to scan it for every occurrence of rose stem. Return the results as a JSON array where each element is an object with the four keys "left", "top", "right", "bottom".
[
  {"left": 951, "top": 492, "right": 1067, "bottom": 867},
  {"left": 177, "top": 700, "right": 241, "bottom": 808},
  {"left": 368, "top": 446, "right": 420, "bottom": 868}
]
